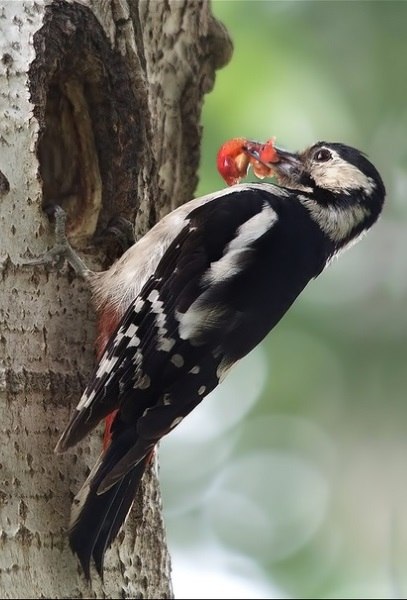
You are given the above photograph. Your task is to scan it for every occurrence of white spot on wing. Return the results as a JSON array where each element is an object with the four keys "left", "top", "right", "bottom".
[
  {"left": 134, "top": 299, "right": 144, "bottom": 312},
  {"left": 170, "top": 416, "right": 183, "bottom": 428},
  {"left": 148, "top": 289, "right": 160, "bottom": 303},
  {"left": 115, "top": 330, "right": 125, "bottom": 343},
  {"left": 162, "top": 393, "right": 172, "bottom": 405},
  {"left": 189, "top": 365, "right": 200, "bottom": 374},
  {"left": 198, "top": 386, "right": 206, "bottom": 395},
  {"left": 171, "top": 354, "right": 184, "bottom": 367},
  {"left": 135, "top": 374, "right": 151, "bottom": 390},
  {"left": 77, "top": 388, "right": 96, "bottom": 410},
  {"left": 124, "top": 323, "right": 138, "bottom": 337},
  {"left": 158, "top": 337, "right": 176, "bottom": 352},
  {"left": 95, "top": 354, "right": 120, "bottom": 378},
  {"left": 216, "top": 357, "right": 237, "bottom": 383},
  {"left": 132, "top": 350, "right": 143, "bottom": 366},
  {"left": 145, "top": 289, "right": 176, "bottom": 355},
  {"left": 127, "top": 336, "right": 140, "bottom": 347}
]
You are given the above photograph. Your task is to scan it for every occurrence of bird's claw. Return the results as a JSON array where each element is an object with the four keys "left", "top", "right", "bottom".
[{"left": 22, "top": 204, "right": 92, "bottom": 279}]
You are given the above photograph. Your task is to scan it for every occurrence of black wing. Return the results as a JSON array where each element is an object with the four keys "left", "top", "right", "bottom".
[{"left": 56, "top": 189, "right": 282, "bottom": 471}]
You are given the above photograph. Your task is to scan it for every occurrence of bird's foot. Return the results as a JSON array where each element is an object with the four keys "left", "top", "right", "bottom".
[{"left": 23, "top": 204, "right": 92, "bottom": 279}]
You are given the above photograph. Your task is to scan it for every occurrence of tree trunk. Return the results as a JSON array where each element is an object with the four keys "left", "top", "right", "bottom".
[{"left": 0, "top": 0, "right": 232, "bottom": 597}]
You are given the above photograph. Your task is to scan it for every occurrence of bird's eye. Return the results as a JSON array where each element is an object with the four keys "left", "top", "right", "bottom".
[{"left": 314, "top": 149, "right": 332, "bottom": 162}]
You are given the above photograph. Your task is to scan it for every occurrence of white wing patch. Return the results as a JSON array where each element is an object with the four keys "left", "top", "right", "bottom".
[
  {"left": 204, "top": 248, "right": 248, "bottom": 286},
  {"left": 229, "top": 203, "right": 278, "bottom": 251},
  {"left": 179, "top": 203, "right": 278, "bottom": 342},
  {"left": 204, "top": 203, "right": 278, "bottom": 286}
]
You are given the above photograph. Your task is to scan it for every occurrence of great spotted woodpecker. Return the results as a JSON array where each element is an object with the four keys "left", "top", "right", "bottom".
[{"left": 55, "top": 141, "right": 385, "bottom": 577}]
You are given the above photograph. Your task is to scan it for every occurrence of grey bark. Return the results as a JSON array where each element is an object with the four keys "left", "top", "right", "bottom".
[{"left": 0, "top": 0, "right": 232, "bottom": 597}]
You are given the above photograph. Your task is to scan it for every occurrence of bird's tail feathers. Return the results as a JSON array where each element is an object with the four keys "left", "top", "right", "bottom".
[{"left": 69, "top": 439, "right": 153, "bottom": 578}]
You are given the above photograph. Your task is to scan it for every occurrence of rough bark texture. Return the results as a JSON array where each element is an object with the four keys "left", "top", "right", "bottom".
[{"left": 0, "top": 0, "right": 232, "bottom": 597}]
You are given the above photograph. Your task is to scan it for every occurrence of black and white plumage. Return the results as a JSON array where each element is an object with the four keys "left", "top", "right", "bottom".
[{"left": 55, "top": 141, "right": 385, "bottom": 577}]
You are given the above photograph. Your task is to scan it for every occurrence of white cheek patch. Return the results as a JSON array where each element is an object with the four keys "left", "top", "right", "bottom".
[
  {"left": 312, "top": 155, "right": 376, "bottom": 195},
  {"left": 299, "top": 196, "right": 369, "bottom": 242}
]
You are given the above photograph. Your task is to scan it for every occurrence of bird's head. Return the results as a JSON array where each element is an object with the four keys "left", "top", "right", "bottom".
[
  {"left": 270, "top": 142, "right": 383, "bottom": 197},
  {"left": 248, "top": 141, "right": 386, "bottom": 245}
]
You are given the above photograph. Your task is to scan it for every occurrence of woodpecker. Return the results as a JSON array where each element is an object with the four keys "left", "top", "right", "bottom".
[{"left": 55, "top": 141, "right": 385, "bottom": 577}]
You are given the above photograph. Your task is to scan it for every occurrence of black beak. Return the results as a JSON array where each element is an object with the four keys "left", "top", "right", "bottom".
[
  {"left": 272, "top": 146, "right": 303, "bottom": 179},
  {"left": 243, "top": 143, "right": 303, "bottom": 180}
]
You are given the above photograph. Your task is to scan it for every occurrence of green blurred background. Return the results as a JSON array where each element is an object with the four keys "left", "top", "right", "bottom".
[{"left": 160, "top": 2, "right": 407, "bottom": 598}]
